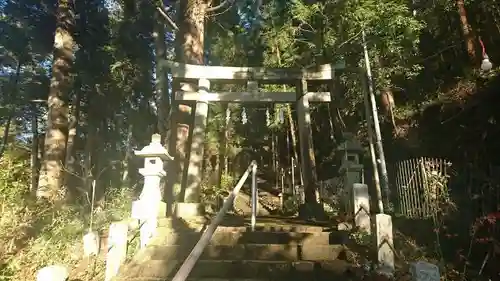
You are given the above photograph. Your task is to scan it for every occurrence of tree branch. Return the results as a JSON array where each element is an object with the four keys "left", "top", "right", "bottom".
[
  {"left": 206, "top": 0, "right": 234, "bottom": 12},
  {"left": 157, "top": 6, "right": 179, "bottom": 31}
]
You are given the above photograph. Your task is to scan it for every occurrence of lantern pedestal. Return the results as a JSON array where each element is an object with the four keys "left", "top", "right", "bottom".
[
  {"left": 174, "top": 202, "right": 205, "bottom": 218},
  {"left": 133, "top": 134, "right": 172, "bottom": 248},
  {"left": 131, "top": 200, "right": 167, "bottom": 223},
  {"left": 131, "top": 170, "right": 168, "bottom": 248}
]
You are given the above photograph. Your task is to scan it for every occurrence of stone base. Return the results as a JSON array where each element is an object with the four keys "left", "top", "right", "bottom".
[
  {"left": 298, "top": 203, "right": 328, "bottom": 221},
  {"left": 174, "top": 202, "right": 205, "bottom": 218},
  {"left": 82, "top": 231, "right": 100, "bottom": 257},
  {"left": 336, "top": 222, "right": 353, "bottom": 245},
  {"left": 131, "top": 200, "right": 167, "bottom": 220},
  {"left": 37, "top": 265, "right": 68, "bottom": 281}
]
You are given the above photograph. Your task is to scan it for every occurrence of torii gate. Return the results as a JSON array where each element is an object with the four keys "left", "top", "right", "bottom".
[{"left": 161, "top": 61, "right": 344, "bottom": 217}]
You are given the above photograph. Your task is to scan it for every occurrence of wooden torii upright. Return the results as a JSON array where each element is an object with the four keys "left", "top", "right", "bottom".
[{"left": 161, "top": 61, "right": 343, "bottom": 217}]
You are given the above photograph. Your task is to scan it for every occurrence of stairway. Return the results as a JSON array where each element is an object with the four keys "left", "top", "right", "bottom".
[{"left": 116, "top": 216, "right": 360, "bottom": 281}]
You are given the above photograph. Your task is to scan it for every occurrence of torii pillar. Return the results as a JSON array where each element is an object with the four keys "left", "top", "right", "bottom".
[
  {"left": 296, "top": 79, "right": 319, "bottom": 205},
  {"left": 175, "top": 78, "right": 209, "bottom": 218}
]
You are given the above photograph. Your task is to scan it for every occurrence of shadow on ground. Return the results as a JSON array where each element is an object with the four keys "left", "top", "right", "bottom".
[{"left": 112, "top": 213, "right": 371, "bottom": 281}]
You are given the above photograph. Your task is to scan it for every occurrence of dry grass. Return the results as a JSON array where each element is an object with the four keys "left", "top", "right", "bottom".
[{"left": 0, "top": 148, "right": 134, "bottom": 281}]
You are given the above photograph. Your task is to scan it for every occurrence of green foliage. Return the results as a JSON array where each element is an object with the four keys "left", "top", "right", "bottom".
[
  {"left": 201, "top": 174, "right": 237, "bottom": 213},
  {"left": 202, "top": 174, "right": 235, "bottom": 201},
  {"left": 0, "top": 146, "right": 30, "bottom": 202},
  {"left": 0, "top": 147, "right": 133, "bottom": 281},
  {"left": 283, "top": 196, "right": 300, "bottom": 215}
]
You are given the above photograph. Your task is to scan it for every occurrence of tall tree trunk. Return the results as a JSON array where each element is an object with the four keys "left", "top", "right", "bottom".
[
  {"left": 37, "top": 0, "right": 75, "bottom": 200},
  {"left": 379, "top": 88, "right": 397, "bottom": 134},
  {"left": 0, "top": 61, "right": 21, "bottom": 160},
  {"left": 31, "top": 107, "right": 39, "bottom": 195},
  {"left": 373, "top": 51, "right": 397, "bottom": 134},
  {"left": 272, "top": 130, "right": 277, "bottom": 189},
  {"left": 83, "top": 128, "right": 94, "bottom": 195},
  {"left": 223, "top": 106, "right": 231, "bottom": 177},
  {"left": 177, "top": 0, "right": 206, "bottom": 65},
  {"left": 201, "top": 140, "right": 211, "bottom": 183},
  {"left": 64, "top": 90, "right": 80, "bottom": 198},
  {"left": 285, "top": 103, "right": 302, "bottom": 186},
  {"left": 217, "top": 104, "right": 229, "bottom": 190},
  {"left": 275, "top": 46, "right": 302, "bottom": 186},
  {"left": 456, "top": 0, "right": 478, "bottom": 63},
  {"left": 154, "top": 10, "right": 170, "bottom": 141},
  {"left": 0, "top": 115, "right": 12, "bottom": 159},
  {"left": 121, "top": 124, "right": 134, "bottom": 185}
]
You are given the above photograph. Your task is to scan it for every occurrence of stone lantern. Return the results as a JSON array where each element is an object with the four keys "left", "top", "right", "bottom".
[
  {"left": 337, "top": 133, "right": 364, "bottom": 182},
  {"left": 336, "top": 133, "right": 365, "bottom": 214},
  {"left": 132, "top": 133, "right": 173, "bottom": 247}
]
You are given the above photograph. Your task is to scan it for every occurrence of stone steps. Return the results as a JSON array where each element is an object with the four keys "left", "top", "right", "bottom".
[
  {"left": 151, "top": 279, "right": 275, "bottom": 281},
  {"left": 146, "top": 244, "right": 345, "bottom": 261},
  {"left": 168, "top": 279, "right": 271, "bottom": 281},
  {"left": 121, "top": 259, "right": 354, "bottom": 280},
  {"left": 164, "top": 225, "right": 328, "bottom": 233},
  {"left": 115, "top": 217, "right": 356, "bottom": 281},
  {"left": 157, "top": 217, "right": 330, "bottom": 233},
  {"left": 149, "top": 231, "right": 335, "bottom": 246}
]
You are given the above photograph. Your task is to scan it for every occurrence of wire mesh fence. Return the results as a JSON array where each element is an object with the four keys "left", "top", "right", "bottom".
[
  {"left": 392, "top": 157, "right": 500, "bottom": 238},
  {"left": 393, "top": 157, "right": 452, "bottom": 218}
]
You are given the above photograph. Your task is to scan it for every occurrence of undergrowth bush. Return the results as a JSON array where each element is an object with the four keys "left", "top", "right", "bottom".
[
  {"left": 0, "top": 147, "right": 134, "bottom": 281},
  {"left": 201, "top": 174, "right": 235, "bottom": 212}
]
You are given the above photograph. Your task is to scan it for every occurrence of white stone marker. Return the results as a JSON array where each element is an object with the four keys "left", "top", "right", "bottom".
[
  {"left": 36, "top": 265, "right": 68, "bottom": 281},
  {"left": 133, "top": 133, "right": 171, "bottom": 247},
  {"left": 353, "top": 183, "right": 371, "bottom": 234},
  {"left": 411, "top": 261, "right": 440, "bottom": 281},
  {"left": 105, "top": 222, "right": 128, "bottom": 281},
  {"left": 374, "top": 213, "right": 395, "bottom": 276},
  {"left": 82, "top": 230, "right": 100, "bottom": 257}
]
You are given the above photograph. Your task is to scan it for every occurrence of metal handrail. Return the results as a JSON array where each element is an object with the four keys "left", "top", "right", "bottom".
[
  {"left": 251, "top": 162, "right": 258, "bottom": 231},
  {"left": 171, "top": 160, "right": 258, "bottom": 281}
]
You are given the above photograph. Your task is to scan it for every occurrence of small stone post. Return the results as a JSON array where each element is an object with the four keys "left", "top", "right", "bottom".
[
  {"left": 36, "top": 265, "right": 68, "bottom": 281},
  {"left": 410, "top": 261, "right": 440, "bottom": 281},
  {"left": 353, "top": 183, "right": 371, "bottom": 234},
  {"left": 105, "top": 222, "right": 128, "bottom": 281},
  {"left": 374, "top": 214, "right": 395, "bottom": 276},
  {"left": 132, "top": 134, "right": 172, "bottom": 248},
  {"left": 82, "top": 230, "right": 100, "bottom": 257}
]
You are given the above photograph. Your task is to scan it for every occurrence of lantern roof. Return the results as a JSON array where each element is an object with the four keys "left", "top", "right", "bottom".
[
  {"left": 134, "top": 134, "right": 173, "bottom": 160},
  {"left": 336, "top": 133, "right": 363, "bottom": 152}
]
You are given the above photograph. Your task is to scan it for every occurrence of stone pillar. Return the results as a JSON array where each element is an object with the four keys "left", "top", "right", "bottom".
[
  {"left": 353, "top": 183, "right": 371, "bottom": 234},
  {"left": 83, "top": 230, "right": 100, "bottom": 257},
  {"left": 410, "top": 261, "right": 440, "bottom": 281},
  {"left": 36, "top": 265, "right": 68, "bottom": 281},
  {"left": 374, "top": 214, "right": 395, "bottom": 276},
  {"left": 105, "top": 222, "right": 128, "bottom": 281},
  {"left": 178, "top": 78, "right": 209, "bottom": 218},
  {"left": 296, "top": 79, "right": 318, "bottom": 203},
  {"left": 341, "top": 164, "right": 364, "bottom": 214},
  {"left": 171, "top": 81, "right": 193, "bottom": 193},
  {"left": 132, "top": 134, "right": 171, "bottom": 247}
]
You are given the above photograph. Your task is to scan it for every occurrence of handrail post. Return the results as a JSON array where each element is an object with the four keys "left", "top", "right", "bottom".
[
  {"left": 280, "top": 168, "right": 285, "bottom": 210},
  {"left": 291, "top": 157, "right": 295, "bottom": 196},
  {"left": 251, "top": 161, "right": 258, "bottom": 232}
]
